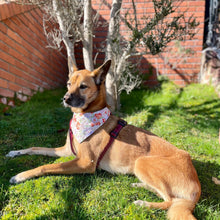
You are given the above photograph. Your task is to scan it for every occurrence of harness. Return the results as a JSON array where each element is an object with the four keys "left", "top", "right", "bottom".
[{"left": 69, "top": 119, "right": 127, "bottom": 168}]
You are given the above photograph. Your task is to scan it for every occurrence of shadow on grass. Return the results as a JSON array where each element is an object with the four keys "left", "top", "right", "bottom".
[
  {"left": 0, "top": 155, "right": 58, "bottom": 214},
  {"left": 33, "top": 171, "right": 114, "bottom": 219},
  {"left": 193, "top": 159, "right": 220, "bottom": 219},
  {"left": 121, "top": 86, "right": 220, "bottom": 133},
  {"left": 33, "top": 160, "right": 220, "bottom": 220},
  {"left": 4, "top": 160, "right": 218, "bottom": 220},
  {"left": 35, "top": 174, "right": 96, "bottom": 219}
]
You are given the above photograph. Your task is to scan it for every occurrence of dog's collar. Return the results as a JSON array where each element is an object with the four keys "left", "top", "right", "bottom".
[{"left": 70, "top": 107, "right": 111, "bottom": 143}]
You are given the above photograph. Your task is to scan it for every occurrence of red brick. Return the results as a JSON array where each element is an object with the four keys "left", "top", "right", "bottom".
[
  {"left": 7, "top": 28, "right": 23, "bottom": 44},
  {"left": 0, "top": 59, "right": 9, "bottom": 71},
  {"left": 0, "top": 88, "right": 14, "bottom": 97},
  {"left": 30, "top": 10, "right": 41, "bottom": 25},
  {"left": 0, "top": 78, "right": 8, "bottom": 89},
  {"left": 1, "top": 4, "right": 9, "bottom": 21},
  {"left": 19, "top": 14, "right": 41, "bottom": 39},
  {"left": 1, "top": 51, "right": 29, "bottom": 74},
  {"left": 0, "top": 41, "right": 9, "bottom": 53},
  {"left": 0, "top": 70, "right": 15, "bottom": 82},
  {"left": 8, "top": 81, "right": 21, "bottom": 92},
  {"left": 9, "top": 65, "right": 39, "bottom": 86},
  {"left": 26, "top": 67, "right": 50, "bottom": 85},
  {"left": 8, "top": 18, "right": 61, "bottom": 74},
  {"left": 0, "top": 22, "right": 7, "bottom": 33},
  {"left": 11, "top": 3, "right": 20, "bottom": 16},
  {"left": 15, "top": 77, "right": 36, "bottom": 91},
  {"left": 8, "top": 47, "right": 24, "bottom": 63}
]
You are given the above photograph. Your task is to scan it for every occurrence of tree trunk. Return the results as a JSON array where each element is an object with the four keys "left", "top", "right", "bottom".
[
  {"left": 52, "top": 0, "right": 77, "bottom": 73},
  {"left": 83, "top": 0, "right": 94, "bottom": 71},
  {"left": 105, "top": 0, "right": 122, "bottom": 112},
  {"left": 199, "top": 48, "right": 220, "bottom": 96}
]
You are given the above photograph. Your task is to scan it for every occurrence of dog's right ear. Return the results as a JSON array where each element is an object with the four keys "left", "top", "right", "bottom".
[
  {"left": 68, "top": 60, "right": 78, "bottom": 78},
  {"left": 92, "top": 60, "right": 111, "bottom": 85}
]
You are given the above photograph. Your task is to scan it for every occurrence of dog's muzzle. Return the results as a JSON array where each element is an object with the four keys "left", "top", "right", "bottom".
[{"left": 63, "top": 93, "right": 85, "bottom": 108}]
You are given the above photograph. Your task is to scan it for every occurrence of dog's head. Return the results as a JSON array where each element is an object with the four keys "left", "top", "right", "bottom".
[{"left": 63, "top": 60, "right": 111, "bottom": 113}]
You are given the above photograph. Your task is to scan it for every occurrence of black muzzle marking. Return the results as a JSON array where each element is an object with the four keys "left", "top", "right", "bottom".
[{"left": 63, "top": 93, "right": 85, "bottom": 108}]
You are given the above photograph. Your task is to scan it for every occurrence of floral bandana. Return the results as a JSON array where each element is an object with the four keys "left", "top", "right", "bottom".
[{"left": 70, "top": 107, "right": 111, "bottom": 143}]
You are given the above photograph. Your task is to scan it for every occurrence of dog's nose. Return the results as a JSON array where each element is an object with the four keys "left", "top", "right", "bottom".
[{"left": 63, "top": 93, "right": 70, "bottom": 101}]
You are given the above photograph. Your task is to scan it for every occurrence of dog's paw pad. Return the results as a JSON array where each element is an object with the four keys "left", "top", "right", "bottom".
[
  {"left": 6, "top": 151, "right": 21, "bottom": 158},
  {"left": 133, "top": 200, "right": 149, "bottom": 207}
]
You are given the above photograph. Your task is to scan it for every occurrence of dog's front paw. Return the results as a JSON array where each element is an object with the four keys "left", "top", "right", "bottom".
[
  {"left": 6, "top": 150, "right": 22, "bottom": 158},
  {"left": 9, "top": 172, "right": 27, "bottom": 184}
]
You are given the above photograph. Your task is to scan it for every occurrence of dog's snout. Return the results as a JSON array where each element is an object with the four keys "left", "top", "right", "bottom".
[{"left": 63, "top": 92, "right": 85, "bottom": 108}]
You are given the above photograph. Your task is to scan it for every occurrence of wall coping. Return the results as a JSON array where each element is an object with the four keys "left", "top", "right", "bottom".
[{"left": 0, "top": 1, "right": 36, "bottom": 21}]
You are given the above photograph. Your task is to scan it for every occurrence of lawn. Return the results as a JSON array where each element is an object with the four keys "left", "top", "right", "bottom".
[{"left": 0, "top": 81, "right": 219, "bottom": 219}]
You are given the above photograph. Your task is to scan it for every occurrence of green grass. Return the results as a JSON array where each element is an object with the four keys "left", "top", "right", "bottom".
[{"left": 0, "top": 82, "right": 220, "bottom": 219}]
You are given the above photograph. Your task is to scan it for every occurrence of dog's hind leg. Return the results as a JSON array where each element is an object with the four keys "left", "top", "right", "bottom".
[
  {"left": 133, "top": 154, "right": 200, "bottom": 220},
  {"left": 133, "top": 155, "right": 173, "bottom": 206}
]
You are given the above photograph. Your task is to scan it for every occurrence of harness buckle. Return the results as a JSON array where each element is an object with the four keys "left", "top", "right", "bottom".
[
  {"left": 118, "top": 119, "right": 127, "bottom": 127},
  {"left": 110, "top": 119, "right": 127, "bottom": 138}
]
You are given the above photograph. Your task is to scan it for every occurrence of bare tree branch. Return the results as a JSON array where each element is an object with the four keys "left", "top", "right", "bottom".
[
  {"left": 52, "top": 0, "right": 77, "bottom": 72},
  {"left": 83, "top": 0, "right": 94, "bottom": 71}
]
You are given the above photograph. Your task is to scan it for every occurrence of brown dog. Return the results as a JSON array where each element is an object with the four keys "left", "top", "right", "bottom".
[{"left": 7, "top": 60, "right": 201, "bottom": 220}]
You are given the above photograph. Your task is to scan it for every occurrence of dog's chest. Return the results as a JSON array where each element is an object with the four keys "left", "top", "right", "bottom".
[{"left": 99, "top": 161, "right": 132, "bottom": 174}]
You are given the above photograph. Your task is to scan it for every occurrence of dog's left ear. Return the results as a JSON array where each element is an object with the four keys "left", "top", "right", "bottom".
[
  {"left": 92, "top": 60, "right": 111, "bottom": 85},
  {"left": 68, "top": 61, "right": 78, "bottom": 78}
]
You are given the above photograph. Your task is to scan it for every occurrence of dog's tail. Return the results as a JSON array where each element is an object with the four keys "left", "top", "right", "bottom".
[
  {"left": 167, "top": 198, "right": 197, "bottom": 220},
  {"left": 146, "top": 198, "right": 197, "bottom": 220}
]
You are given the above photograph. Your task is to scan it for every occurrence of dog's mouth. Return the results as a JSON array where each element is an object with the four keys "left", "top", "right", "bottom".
[{"left": 63, "top": 93, "right": 85, "bottom": 108}]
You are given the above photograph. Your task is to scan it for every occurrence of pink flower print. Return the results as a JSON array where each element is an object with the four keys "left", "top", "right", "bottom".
[
  {"left": 95, "top": 113, "right": 102, "bottom": 119},
  {"left": 102, "top": 118, "right": 106, "bottom": 123},
  {"left": 76, "top": 122, "right": 81, "bottom": 130},
  {"left": 91, "top": 123, "right": 95, "bottom": 127},
  {"left": 96, "top": 122, "right": 101, "bottom": 126}
]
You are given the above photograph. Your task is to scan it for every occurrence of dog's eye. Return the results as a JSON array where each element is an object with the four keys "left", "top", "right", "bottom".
[
  {"left": 67, "top": 82, "right": 71, "bottom": 87},
  {"left": 79, "top": 84, "right": 88, "bottom": 89}
]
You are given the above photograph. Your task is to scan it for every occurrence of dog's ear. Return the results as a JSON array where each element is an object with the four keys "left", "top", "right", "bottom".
[
  {"left": 92, "top": 60, "right": 111, "bottom": 85},
  {"left": 68, "top": 60, "right": 78, "bottom": 78}
]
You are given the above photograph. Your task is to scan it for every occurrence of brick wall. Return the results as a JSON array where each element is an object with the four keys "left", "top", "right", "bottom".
[
  {"left": 0, "top": 2, "right": 68, "bottom": 102},
  {"left": 0, "top": 0, "right": 205, "bottom": 104},
  {"left": 91, "top": 0, "right": 205, "bottom": 86}
]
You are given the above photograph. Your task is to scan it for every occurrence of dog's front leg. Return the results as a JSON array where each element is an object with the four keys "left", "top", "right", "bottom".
[
  {"left": 6, "top": 146, "right": 72, "bottom": 158},
  {"left": 6, "top": 134, "right": 72, "bottom": 158},
  {"left": 10, "top": 157, "right": 96, "bottom": 184}
]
